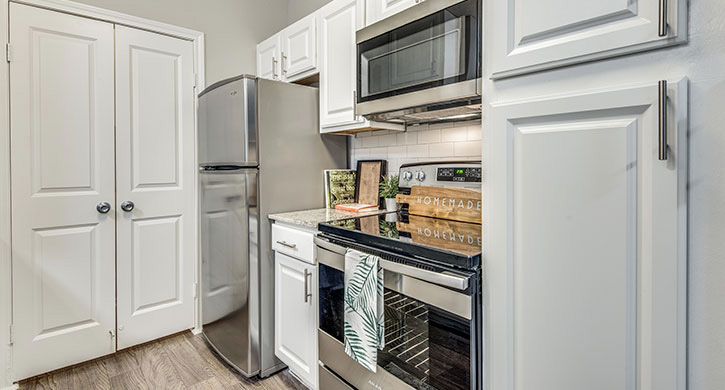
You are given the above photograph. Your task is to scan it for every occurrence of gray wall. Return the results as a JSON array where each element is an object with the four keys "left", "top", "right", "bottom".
[
  {"left": 287, "top": 0, "right": 331, "bottom": 23},
  {"left": 73, "top": 0, "right": 290, "bottom": 85},
  {"left": 481, "top": 1, "right": 725, "bottom": 389}
]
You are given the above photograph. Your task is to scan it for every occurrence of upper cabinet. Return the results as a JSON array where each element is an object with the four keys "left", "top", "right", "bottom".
[
  {"left": 281, "top": 13, "right": 318, "bottom": 82},
  {"left": 489, "top": 0, "right": 688, "bottom": 78},
  {"left": 257, "top": 34, "right": 281, "bottom": 81},
  {"left": 365, "top": 0, "right": 420, "bottom": 26},
  {"left": 257, "top": 14, "right": 318, "bottom": 83},
  {"left": 318, "top": 0, "right": 365, "bottom": 131}
]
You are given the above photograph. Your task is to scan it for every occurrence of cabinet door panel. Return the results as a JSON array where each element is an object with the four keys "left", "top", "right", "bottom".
[
  {"left": 319, "top": 0, "right": 366, "bottom": 129},
  {"left": 489, "top": 0, "right": 687, "bottom": 78},
  {"left": 366, "top": 0, "right": 418, "bottom": 26},
  {"left": 275, "top": 252, "right": 317, "bottom": 389},
  {"left": 282, "top": 13, "right": 317, "bottom": 81},
  {"left": 487, "top": 80, "right": 688, "bottom": 390},
  {"left": 115, "top": 25, "right": 197, "bottom": 349},
  {"left": 257, "top": 34, "right": 281, "bottom": 80},
  {"left": 9, "top": 4, "right": 116, "bottom": 380}
]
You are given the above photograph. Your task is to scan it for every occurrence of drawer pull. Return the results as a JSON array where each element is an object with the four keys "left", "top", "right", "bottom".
[{"left": 277, "top": 240, "right": 297, "bottom": 250}]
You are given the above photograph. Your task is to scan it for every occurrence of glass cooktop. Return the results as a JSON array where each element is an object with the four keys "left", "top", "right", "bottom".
[{"left": 318, "top": 211, "right": 481, "bottom": 270}]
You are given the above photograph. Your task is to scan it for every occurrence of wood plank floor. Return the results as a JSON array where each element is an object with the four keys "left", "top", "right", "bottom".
[{"left": 18, "top": 332, "right": 309, "bottom": 390}]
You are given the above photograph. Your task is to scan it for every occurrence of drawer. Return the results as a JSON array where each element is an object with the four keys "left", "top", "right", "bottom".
[{"left": 272, "top": 223, "right": 316, "bottom": 264}]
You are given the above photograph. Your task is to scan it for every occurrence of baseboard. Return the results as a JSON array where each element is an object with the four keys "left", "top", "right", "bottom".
[{"left": 191, "top": 327, "right": 202, "bottom": 335}]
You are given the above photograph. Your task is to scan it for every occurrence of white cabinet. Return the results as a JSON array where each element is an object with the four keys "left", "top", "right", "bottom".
[
  {"left": 9, "top": 3, "right": 197, "bottom": 380},
  {"left": 365, "top": 0, "right": 419, "bottom": 26},
  {"left": 258, "top": 13, "right": 318, "bottom": 82},
  {"left": 318, "top": 0, "right": 403, "bottom": 134},
  {"left": 489, "top": 0, "right": 688, "bottom": 78},
  {"left": 486, "top": 80, "right": 688, "bottom": 390},
  {"left": 281, "top": 13, "right": 318, "bottom": 82},
  {"left": 257, "top": 34, "right": 281, "bottom": 81},
  {"left": 275, "top": 250, "right": 318, "bottom": 390}
]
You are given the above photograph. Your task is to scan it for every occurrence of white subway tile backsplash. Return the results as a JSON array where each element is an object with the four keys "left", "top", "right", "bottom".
[
  {"left": 417, "top": 129, "right": 441, "bottom": 144},
  {"left": 454, "top": 141, "right": 481, "bottom": 157},
  {"left": 406, "top": 144, "right": 429, "bottom": 158},
  {"left": 350, "top": 120, "right": 481, "bottom": 173},
  {"left": 362, "top": 135, "right": 379, "bottom": 148},
  {"left": 467, "top": 125, "right": 482, "bottom": 141},
  {"left": 441, "top": 127, "right": 467, "bottom": 142},
  {"left": 429, "top": 142, "right": 455, "bottom": 157},
  {"left": 387, "top": 145, "right": 407, "bottom": 159}
]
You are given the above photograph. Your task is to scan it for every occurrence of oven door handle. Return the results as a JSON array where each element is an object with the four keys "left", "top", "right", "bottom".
[{"left": 314, "top": 236, "right": 469, "bottom": 290}]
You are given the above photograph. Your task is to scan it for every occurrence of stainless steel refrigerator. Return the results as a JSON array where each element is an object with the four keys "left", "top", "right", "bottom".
[{"left": 197, "top": 75, "right": 347, "bottom": 378}]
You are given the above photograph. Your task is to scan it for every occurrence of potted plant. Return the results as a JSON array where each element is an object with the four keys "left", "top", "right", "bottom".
[{"left": 379, "top": 174, "right": 399, "bottom": 211}]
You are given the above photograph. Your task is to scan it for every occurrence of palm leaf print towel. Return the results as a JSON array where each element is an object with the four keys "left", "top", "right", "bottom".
[{"left": 344, "top": 248, "right": 385, "bottom": 372}]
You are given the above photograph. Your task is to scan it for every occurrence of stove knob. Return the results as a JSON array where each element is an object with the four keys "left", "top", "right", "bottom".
[
  {"left": 402, "top": 171, "right": 413, "bottom": 181},
  {"left": 415, "top": 171, "right": 426, "bottom": 181}
]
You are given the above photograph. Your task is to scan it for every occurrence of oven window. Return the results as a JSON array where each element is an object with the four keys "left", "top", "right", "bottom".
[
  {"left": 319, "top": 263, "right": 472, "bottom": 390},
  {"left": 357, "top": 0, "right": 480, "bottom": 102}
]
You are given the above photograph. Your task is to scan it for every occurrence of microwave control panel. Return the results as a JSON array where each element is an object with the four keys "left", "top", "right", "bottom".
[{"left": 399, "top": 161, "right": 481, "bottom": 190}]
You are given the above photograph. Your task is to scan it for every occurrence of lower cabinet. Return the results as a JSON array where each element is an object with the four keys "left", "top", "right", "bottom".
[
  {"left": 275, "top": 251, "right": 318, "bottom": 389},
  {"left": 487, "top": 79, "right": 688, "bottom": 390}
]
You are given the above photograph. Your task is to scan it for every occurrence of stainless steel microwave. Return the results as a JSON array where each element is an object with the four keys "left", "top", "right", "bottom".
[{"left": 356, "top": 0, "right": 481, "bottom": 124}]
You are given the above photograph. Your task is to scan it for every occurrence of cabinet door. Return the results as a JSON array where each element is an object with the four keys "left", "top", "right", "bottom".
[
  {"left": 319, "top": 0, "right": 366, "bottom": 130},
  {"left": 487, "top": 80, "right": 688, "bottom": 390},
  {"left": 366, "top": 0, "right": 419, "bottom": 26},
  {"left": 257, "top": 34, "right": 281, "bottom": 80},
  {"left": 488, "top": 0, "right": 687, "bottom": 78},
  {"left": 281, "top": 13, "right": 317, "bottom": 82},
  {"left": 115, "top": 26, "right": 197, "bottom": 349},
  {"left": 9, "top": 4, "right": 116, "bottom": 380},
  {"left": 275, "top": 252, "right": 318, "bottom": 389}
]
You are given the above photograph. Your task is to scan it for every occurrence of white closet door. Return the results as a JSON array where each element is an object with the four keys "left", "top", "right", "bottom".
[
  {"left": 9, "top": 3, "right": 116, "bottom": 380},
  {"left": 115, "top": 26, "right": 197, "bottom": 349}
]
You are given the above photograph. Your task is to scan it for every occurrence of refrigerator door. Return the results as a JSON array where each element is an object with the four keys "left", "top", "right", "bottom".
[
  {"left": 198, "top": 76, "right": 258, "bottom": 167},
  {"left": 200, "top": 168, "right": 259, "bottom": 376}
]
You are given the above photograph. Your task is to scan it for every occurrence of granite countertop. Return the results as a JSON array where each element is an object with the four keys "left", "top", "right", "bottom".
[{"left": 268, "top": 208, "right": 387, "bottom": 230}]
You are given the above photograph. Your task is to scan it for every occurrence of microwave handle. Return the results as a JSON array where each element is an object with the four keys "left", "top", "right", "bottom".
[{"left": 314, "top": 236, "right": 469, "bottom": 290}]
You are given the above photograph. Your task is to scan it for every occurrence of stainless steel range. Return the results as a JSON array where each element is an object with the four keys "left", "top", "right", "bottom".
[{"left": 315, "top": 162, "right": 482, "bottom": 390}]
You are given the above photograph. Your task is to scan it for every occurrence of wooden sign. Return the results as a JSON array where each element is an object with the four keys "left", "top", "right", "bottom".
[
  {"left": 397, "top": 215, "right": 482, "bottom": 256},
  {"left": 355, "top": 160, "right": 386, "bottom": 207},
  {"left": 396, "top": 186, "right": 482, "bottom": 224}
]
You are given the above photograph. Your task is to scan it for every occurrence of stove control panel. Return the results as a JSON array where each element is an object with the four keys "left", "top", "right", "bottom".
[{"left": 399, "top": 161, "right": 481, "bottom": 190}]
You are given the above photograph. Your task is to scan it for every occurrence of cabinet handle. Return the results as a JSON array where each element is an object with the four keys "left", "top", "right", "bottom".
[
  {"left": 303, "top": 269, "right": 312, "bottom": 303},
  {"left": 658, "top": 80, "right": 668, "bottom": 161},
  {"left": 281, "top": 53, "right": 287, "bottom": 75},
  {"left": 658, "top": 0, "right": 668, "bottom": 37},
  {"left": 272, "top": 57, "right": 278, "bottom": 79},
  {"left": 353, "top": 90, "right": 358, "bottom": 119},
  {"left": 276, "top": 240, "right": 297, "bottom": 249}
]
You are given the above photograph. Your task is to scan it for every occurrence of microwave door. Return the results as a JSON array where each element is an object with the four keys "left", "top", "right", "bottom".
[{"left": 198, "top": 77, "right": 257, "bottom": 167}]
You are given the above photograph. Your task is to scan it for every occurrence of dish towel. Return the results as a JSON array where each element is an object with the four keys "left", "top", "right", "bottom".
[{"left": 343, "top": 248, "right": 385, "bottom": 372}]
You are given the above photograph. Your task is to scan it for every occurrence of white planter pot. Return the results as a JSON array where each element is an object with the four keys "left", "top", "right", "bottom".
[{"left": 384, "top": 198, "right": 398, "bottom": 211}]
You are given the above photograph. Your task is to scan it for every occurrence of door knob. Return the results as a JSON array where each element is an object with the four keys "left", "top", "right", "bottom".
[
  {"left": 120, "top": 201, "right": 135, "bottom": 212},
  {"left": 96, "top": 202, "right": 111, "bottom": 214}
]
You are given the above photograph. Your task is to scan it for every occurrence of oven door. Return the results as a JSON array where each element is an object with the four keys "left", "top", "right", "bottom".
[
  {"left": 356, "top": 0, "right": 481, "bottom": 117},
  {"left": 316, "top": 237, "right": 481, "bottom": 390}
]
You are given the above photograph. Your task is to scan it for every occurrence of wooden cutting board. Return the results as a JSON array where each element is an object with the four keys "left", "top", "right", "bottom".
[
  {"left": 396, "top": 186, "right": 482, "bottom": 224},
  {"left": 397, "top": 215, "right": 482, "bottom": 256}
]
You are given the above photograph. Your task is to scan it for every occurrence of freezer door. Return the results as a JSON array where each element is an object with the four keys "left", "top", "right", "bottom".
[
  {"left": 200, "top": 168, "right": 260, "bottom": 376},
  {"left": 198, "top": 77, "right": 257, "bottom": 166}
]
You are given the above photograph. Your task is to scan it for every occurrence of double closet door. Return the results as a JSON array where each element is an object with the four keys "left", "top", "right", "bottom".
[{"left": 9, "top": 4, "right": 196, "bottom": 380}]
